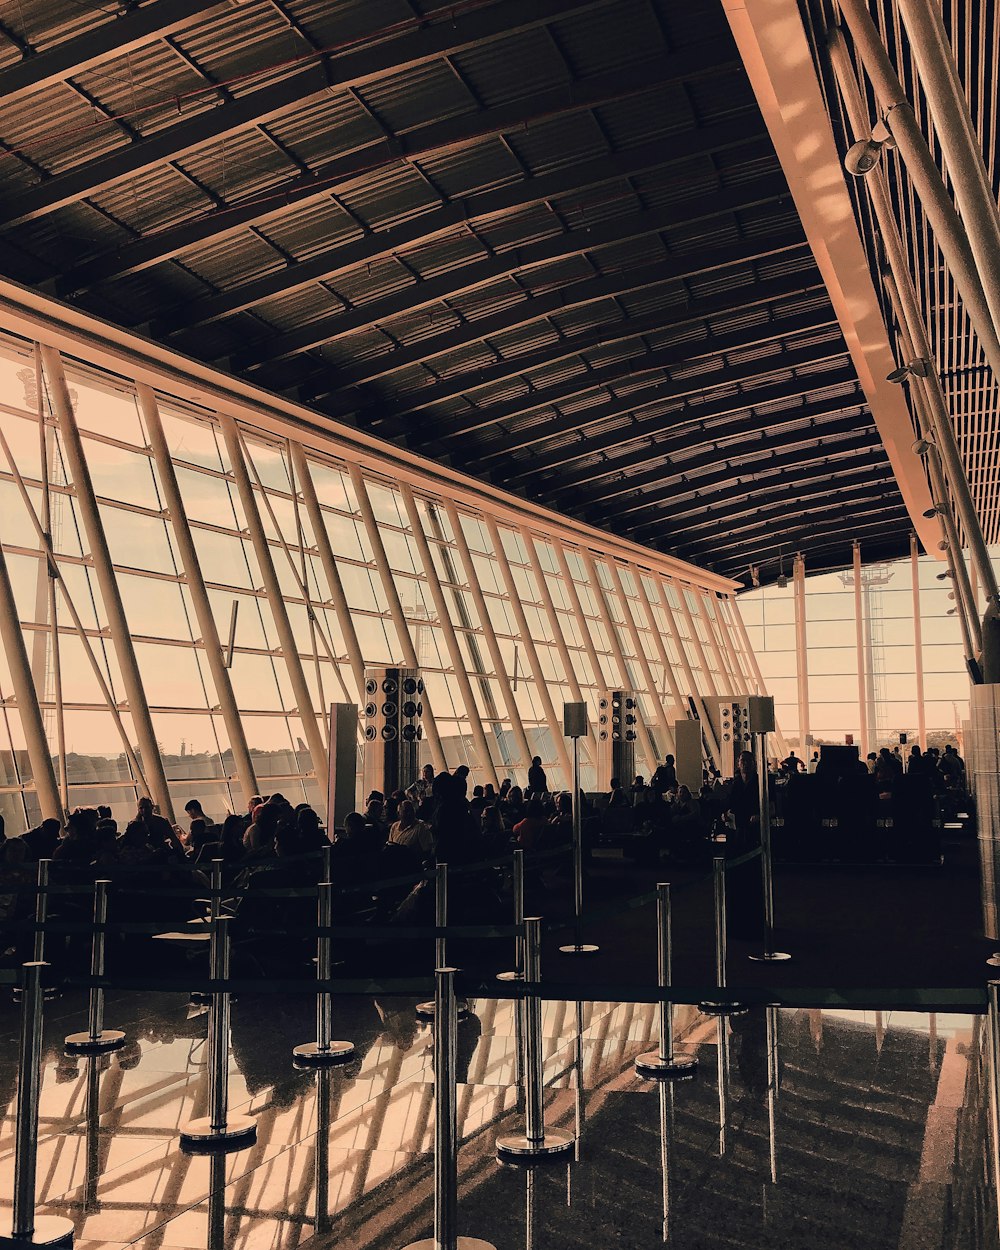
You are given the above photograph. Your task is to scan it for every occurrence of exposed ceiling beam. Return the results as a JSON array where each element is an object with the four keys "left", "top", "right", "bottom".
[
  {"left": 684, "top": 502, "right": 910, "bottom": 570},
  {"left": 0, "top": 0, "right": 221, "bottom": 105},
  {"left": 466, "top": 343, "right": 850, "bottom": 473},
  {"left": 578, "top": 396, "right": 869, "bottom": 513},
  {"left": 1, "top": 0, "right": 631, "bottom": 230},
  {"left": 50, "top": 43, "right": 737, "bottom": 290},
  {"left": 627, "top": 456, "right": 894, "bottom": 539},
  {"left": 238, "top": 200, "right": 798, "bottom": 371},
  {"left": 304, "top": 267, "right": 822, "bottom": 399},
  {"left": 373, "top": 302, "right": 833, "bottom": 434},
  {"left": 148, "top": 121, "right": 772, "bottom": 331},
  {"left": 580, "top": 411, "right": 878, "bottom": 517},
  {"left": 498, "top": 363, "right": 859, "bottom": 490}
]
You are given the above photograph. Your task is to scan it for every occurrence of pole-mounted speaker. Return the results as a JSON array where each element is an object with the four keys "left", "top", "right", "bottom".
[
  {"left": 362, "top": 667, "right": 423, "bottom": 798},
  {"left": 597, "top": 688, "right": 638, "bottom": 788}
]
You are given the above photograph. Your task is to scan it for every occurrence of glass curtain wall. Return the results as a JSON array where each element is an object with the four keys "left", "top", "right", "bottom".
[
  {"left": 739, "top": 552, "right": 975, "bottom": 750},
  {"left": 0, "top": 330, "right": 751, "bottom": 827}
]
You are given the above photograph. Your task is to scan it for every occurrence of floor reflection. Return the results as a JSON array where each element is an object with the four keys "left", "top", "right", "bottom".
[{"left": 0, "top": 989, "right": 992, "bottom": 1248}]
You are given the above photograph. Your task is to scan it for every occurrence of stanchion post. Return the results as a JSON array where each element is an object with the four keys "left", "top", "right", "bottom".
[
  {"left": 417, "top": 865, "right": 470, "bottom": 1020},
  {"left": 180, "top": 916, "right": 256, "bottom": 1152},
  {"left": 5, "top": 961, "right": 75, "bottom": 1247},
  {"left": 749, "top": 734, "right": 790, "bottom": 963},
  {"left": 65, "top": 880, "right": 125, "bottom": 1054},
  {"left": 987, "top": 981, "right": 1000, "bottom": 1233},
  {"left": 322, "top": 842, "right": 332, "bottom": 883},
  {"left": 497, "top": 849, "right": 525, "bottom": 982},
  {"left": 636, "top": 884, "right": 697, "bottom": 1078},
  {"left": 560, "top": 721, "right": 598, "bottom": 956},
  {"left": 699, "top": 858, "right": 745, "bottom": 1016},
  {"left": 293, "top": 882, "right": 354, "bottom": 1066},
  {"left": 190, "top": 860, "right": 224, "bottom": 1007},
  {"left": 497, "top": 918, "right": 574, "bottom": 1159},
  {"left": 14, "top": 861, "right": 59, "bottom": 1004},
  {"left": 400, "top": 967, "right": 496, "bottom": 1250}
]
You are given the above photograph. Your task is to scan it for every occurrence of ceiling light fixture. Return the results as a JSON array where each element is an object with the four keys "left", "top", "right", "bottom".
[{"left": 844, "top": 118, "right": 895, "bottom": 178}]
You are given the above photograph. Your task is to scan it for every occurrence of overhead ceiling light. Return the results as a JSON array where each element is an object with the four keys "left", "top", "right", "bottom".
[
  {"left": 936, "top": 571, "right": 953, "bottom": 580},
  {"left": 923, "top": 503, "right": 947, "bottom": 518},
  {"left": 889, "top": 358, "right": 933, "bottom": 384},
  {"left": 913, "top": 436, "right": 935, "bottom": 456}
]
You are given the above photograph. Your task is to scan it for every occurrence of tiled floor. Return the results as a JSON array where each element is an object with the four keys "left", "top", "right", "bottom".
[{"left": 0, "top": 987, "right": 992, "bottom": 1249}]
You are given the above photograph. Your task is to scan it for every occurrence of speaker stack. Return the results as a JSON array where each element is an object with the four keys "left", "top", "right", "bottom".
[
  {"left": 597, "top": 689, "right": 638, "bottom": 788},
  {"left": 718, "top": 699, "right": 751, "bottom": 779},
  {"left": 362, "top": 667, "right": 423, "bottom": 798}
]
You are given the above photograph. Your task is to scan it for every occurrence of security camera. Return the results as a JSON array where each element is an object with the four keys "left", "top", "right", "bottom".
[
  {"left": 912, "top": 437, "right": 933, "bottom": 455},
  {"left": 845, "top": 138, "right": 882, "bottom": 177},
  {"left": 922, "top": 504, "right": 945, "bottom": 518}
]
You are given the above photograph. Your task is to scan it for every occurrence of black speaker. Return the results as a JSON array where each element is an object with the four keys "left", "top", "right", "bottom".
[
  {"left": 598, "top": 689, "right": 637, "bottom": 787},
  {"left": 363, "top": 667, "right": 423, "bottom": 796}
]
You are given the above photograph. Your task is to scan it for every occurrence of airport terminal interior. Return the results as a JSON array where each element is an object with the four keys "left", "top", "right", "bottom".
[{"left": 1, "top": 0, "right": 1000, "bottom": 1246}]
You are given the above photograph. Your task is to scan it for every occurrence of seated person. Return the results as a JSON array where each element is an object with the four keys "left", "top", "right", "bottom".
[
  {"left": 512, "top": 799, "right": 548, "bottom": 851},
  {"left": 388, "top": 800, "right": 434, "bottom": 858},
  {"left": 608, "top": 777, "right": 631, "bottom": 809}
]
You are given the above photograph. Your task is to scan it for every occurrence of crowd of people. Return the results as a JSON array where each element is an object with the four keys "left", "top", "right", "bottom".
[{"left": 778, "top": 743, "right": 967, "bottom": 791}]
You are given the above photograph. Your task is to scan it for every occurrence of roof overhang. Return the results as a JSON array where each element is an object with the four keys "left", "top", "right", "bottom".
[{"left": 721, "top": 0, "right": 941, "bottom": 558}]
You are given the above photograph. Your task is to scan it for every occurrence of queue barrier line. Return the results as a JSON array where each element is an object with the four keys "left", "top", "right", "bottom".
[
  {"left": 9, "top": 917, "right": 524, "bottom": 940},
  {"left": 52, "top": 969, "right": 993, "bottom": 1011}
]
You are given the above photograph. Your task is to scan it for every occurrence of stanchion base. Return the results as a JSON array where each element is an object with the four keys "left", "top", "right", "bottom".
[
  {"left": 557, "top": 944, "right": 599, "bottom": 955},
  {"left": 748, "top": 951, "right": 792, "bottom": 963},
  {"left": 292, "top": 1040, "right": 355, "bottom": 1067},
  {"left": 495, "top": 970, "right": 522, "bottom": 982},
  {"left": 0, "top": 1214, "right": 75, "bottom": 1247},
  {"left": 415, "top": 999, "right": 472, "bottom": 1021},
  {"left": 179, "top": 1115, "right": 257, "bottom": 1154},
  {"left": 698, "top": 1002, "right": 749, "bottom": 1017},
  {"left": 987, "top": 953, "right": 1000, "bottom": 967},
  {"left": 496, "top": 1128, "right": 575, "bottom": 1159},
  {"left": 634, "top": 1050, "right": 698, "bottom": 1080},
  {"left": 400, "top": 1239, "right": 496, "bottom": 1250},
  {"left": 64, "top": 1029, "right": 125, "bottom": 1055}
]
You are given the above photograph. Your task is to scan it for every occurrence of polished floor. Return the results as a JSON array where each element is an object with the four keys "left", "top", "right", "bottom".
[{"left": 0, "top": 986, "right": 993, "bottom": 1249}]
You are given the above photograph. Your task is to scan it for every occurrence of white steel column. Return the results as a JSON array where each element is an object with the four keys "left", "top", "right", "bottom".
[
  {"left": 911, "top": 534, "right": 927, "bottom": 751},
  {"left": 633, "top": 568, "right": 687, "bottom": 713},
  {"left": 717, "top": 596, "right": 752, "bottom": 694},
  {"left": 485, "top": 515, "right": 572, "bottom": 781},
  {"left": 729, "top": 595, "right": 792, "bottom": 760},
  {"left": 554, "top": 541, "right": 612, "bottom": 695},
  {"left": 655, "top": 577, "right": 722, "bottom": 764},
  {"left": 0, "top": 541, "right": 61, "bottom": 819},
  {"left": 221, "top": 415, "right": 329, "bottom": 783},
  {"left": 581, "top": 551, "right": 659, "bottom": 776},
  {"left": 700, "top": 592, "right": 740, "bottom": 694},
  {"left": 348, "top": 464, "right": 447, "bottom": 774},
  {"left": 520, "top": 527, "right": 595, "bottom": 752},
  {"left": 402, "top": 485, "right": 498, "bottom": 788},
  {"left": 40, "top": 345, "right": 175, "bottom": 821},
  {"left": 142, "top": 386, "right": 260, "bottom": 805},
  {"left": 673, "top": 580, "right": 720, "bottom": 698},
  {"left": 291, "top": 444, "right": 367, "bottom": 703},
  {"left": 445, "top": 501, "right": 532, "bottom": 774},
  {"left": 611, "top": 562, "right": 675, "bottom": 756},
  {"left": 853, "top": 541, "right": 869, "bottom": 757},
  {"left": 793, "top": 553, "right": 810, "bottom": 751}
]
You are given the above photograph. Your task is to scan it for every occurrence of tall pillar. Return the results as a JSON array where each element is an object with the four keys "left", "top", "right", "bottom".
[
  {"left": 401, "top": 485, "right": 498, "bottom": 787},
  {"left": 40, "top": 345, "right": 175, "bottom": 820},
  {"left": 792, "top": 553, "right": 810, "bottom": 752},
  {"left": 220, "top": 416, "right": 329, "bottom": 784},
  {"left": 0, "top": 542, "right": 61, "bottom": 819},
  {"left": 290, "top": 444, "right": 367, "bottom": 703},
  {"left": 445, "top": 502, "right": 532, "bottom": 773},
  {"left": 485, "top": 515, "right": 572, "bottom": 780},
  {"left": 348, "top": 464, "right": 447, "bottom": 774},
  {"left": 853, "top": 541, "right": 869, "bottom": 756},
  {"left": 911, "top": 534, "right": 927, "bottom": 751},
  {"left": 142, "top": 387, "right": 260, "bottom": 805}
]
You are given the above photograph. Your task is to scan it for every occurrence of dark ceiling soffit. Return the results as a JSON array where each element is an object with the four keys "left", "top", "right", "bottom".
[
  {"left": 512, "top": 362, "right": 860, "bottom": 491},
  {"left": 688, "top": 504, "right": 910, "bottom": 567},
  {"left": 306, "top": 271, "right": 825, "bottom": 397},
  {"left": 470, "top": 345, "right": 851, "bottom": 474},
  {"left": 582, "top": 402, "right": 870, "bottom": 515},
  {"left": 0, "top": 0, "right": 625, "bottom": 229},
  {"left": 52, "top": 47, "right": 737, "bottom": 290},
  {"left": 239, "top": 206, "right": 799, "bottom": 370},
  {"left": 375, "top": 291, "right": 828, "bottom": 434},
  {"left": 0, "top": 0, "right": 219, "bottom": 104},
  {"left": 582, "top": 420, "right": 880, "bottom": 517},
  {"left": 627, "top": 457, "right": 895, "bottom": 538},
  {"left": 150, "top": 118, "right": 772, "bottom": 330}
]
